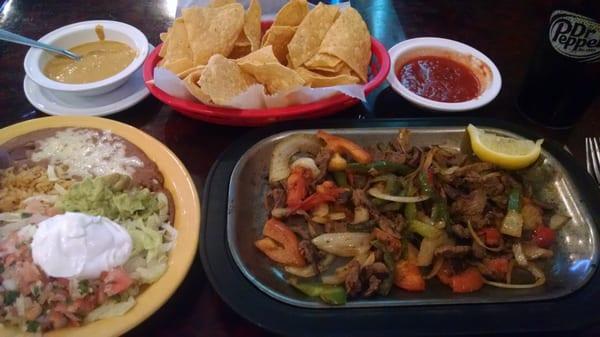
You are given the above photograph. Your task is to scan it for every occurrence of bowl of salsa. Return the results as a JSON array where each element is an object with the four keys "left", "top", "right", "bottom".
[{"left": 387, "top": 37, "right": 501, "bottom": 112}]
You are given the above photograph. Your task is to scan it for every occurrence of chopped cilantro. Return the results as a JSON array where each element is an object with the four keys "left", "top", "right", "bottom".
[
  {"left": 78, "top": 280, "right": 91, "bottom": 295},
  {"left": 3, "top": 291, "right": 18, "bottom": 305},
  {"left": 0, "top": 264, "right": 4, "bottom": 274},
  {"left": 26, "top": 320, "right": 40, "bottom": 332},
  {"left": 31, "top": 285, "right": 40, "bottom": 299},
  {"left": 20, "top": 212, "right": 32, "bottom": 219}
]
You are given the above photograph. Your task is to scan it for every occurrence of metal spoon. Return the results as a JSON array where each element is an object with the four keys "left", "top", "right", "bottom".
[{"left": 0, "top": 29, "right": 81, "bottom": 60}]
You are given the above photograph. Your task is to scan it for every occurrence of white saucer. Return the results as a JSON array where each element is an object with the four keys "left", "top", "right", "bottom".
[{"left": 23, "top": 44, "right": 154, "bottom": 117}]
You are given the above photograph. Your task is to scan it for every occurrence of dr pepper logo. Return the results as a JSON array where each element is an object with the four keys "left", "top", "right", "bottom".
[{"left": 549, "top": 10, "right": 600, "bottom": 62}]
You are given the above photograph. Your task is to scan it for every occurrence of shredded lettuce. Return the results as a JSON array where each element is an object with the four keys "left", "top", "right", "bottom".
[
  {"left": 58, "top": 175, "right": 176, "bottom": 284},
  {"left": 85, "top": 297, "right": 136, "bottom": 323}
]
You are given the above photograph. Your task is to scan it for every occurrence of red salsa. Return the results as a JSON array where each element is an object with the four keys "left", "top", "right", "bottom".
[{"left": 397, "top": 56, "right": 480, "bottom": 103}]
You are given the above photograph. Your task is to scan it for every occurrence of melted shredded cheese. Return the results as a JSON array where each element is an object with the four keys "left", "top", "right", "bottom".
[{"left": 31, "top": 128, "right": 144, "bottom": 178}]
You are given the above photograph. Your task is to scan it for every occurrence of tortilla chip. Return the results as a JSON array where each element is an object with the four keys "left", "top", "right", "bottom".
[
  {"left": 304, "top": 53, "right": 342, "bottom": 72},
  {"left": 182, "top": 4, "right": 245, "bottom": 66},
  {"left": 177, "top": 64, "right": 206, "bottom": 79},
  {"left": 208, "top": 0, "right": 236, "bottom": 8},
  {"left": 183, "top": 69, "right": 212, "bottom": 104},
  {"left": 236, "top": 46, "right": 305, "bottom": 94},
  {"left": 237, "top": 45, "right": 280, "bottom": 65},
  {"left": 229, "top": 43, "right": 252, "bottom": 59},
  {"left": 244, "top": 0, "right": 262, "bottom": 52},
  {"left": 261, "top": 25, "right": 296, "bottom": 65},
  {"left": 296, "top": 67, "right": 359, "bottom": 88},
  {"left": 273, "top": 0, "right": 309, "bottom": 26},
  {"left": 159, "top": 19, "right": 193, "bottom": 73},
  {"left": 161, "top": 58, "right": 195, "bottom": 74},
  {"left": 316, "top": 7, "right": 371, "bottom": 82},
  {"left": 199, "top": 54, "right": 255, "bottom": 105},
  {"left": 287, "top": 3, "right": 339, "bottom": 68}
]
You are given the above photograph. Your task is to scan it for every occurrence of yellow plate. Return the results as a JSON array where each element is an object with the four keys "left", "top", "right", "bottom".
[{"left": 0, "top": 116, "right": 200, "bottom": 337}]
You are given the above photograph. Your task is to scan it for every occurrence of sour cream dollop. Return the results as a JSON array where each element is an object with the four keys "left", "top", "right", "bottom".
[{"left": 31, "top": 212, "right": 132, "bottom": 280}]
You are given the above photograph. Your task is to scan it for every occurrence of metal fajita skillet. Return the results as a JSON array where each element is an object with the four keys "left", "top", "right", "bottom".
[{"left": 201, "top": 118, "right": 600, "bottom": 337}]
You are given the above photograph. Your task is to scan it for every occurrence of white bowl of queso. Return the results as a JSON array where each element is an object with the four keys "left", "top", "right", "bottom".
[{"left": 24, "top": 20, "right": 148, "bottom": 96}]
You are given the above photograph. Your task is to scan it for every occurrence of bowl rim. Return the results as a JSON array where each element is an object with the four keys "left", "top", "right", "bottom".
[
  {"left": 386, "top": 37, "right": 502, "bottom": 112},
  {"left": 142, "top": 22, "right": 390, "bottom": 123},
  {"left": 24, "top": 20, "right": 149, "bottom": 92},
  {"left": 0, "top": 116, "right": 200, "bottom": 337}
]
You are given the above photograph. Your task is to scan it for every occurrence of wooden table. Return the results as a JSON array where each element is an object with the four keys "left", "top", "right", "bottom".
[{"left": 0, "top": 1, "right": 598, "bottom": 336}]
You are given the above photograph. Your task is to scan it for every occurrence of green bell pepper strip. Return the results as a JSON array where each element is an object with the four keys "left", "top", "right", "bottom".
[
  {"left": 289, "top": 279, "right": 347, "bottom": 305},
  {"left": 418, "top": 171, "right": 451, "bottom": 225},
  {"left": 372, "top": 240, "right": 395, "bottom": 296},
  {"left": 501, "top": 188, "right": 523, "bottom": 237},
  {"left": 409, "top": 219, "right": 443, "bottom": 239},
  {"left": 507, "top": 188, "right": 521, "bottom": 211},
  {"left": 333, "top": 171, "right": 349, "bottom": 187},
  {"left": 347, "top": 161, "right": 413, "bottom": 175},
  {"left": 404, "top": 202, "right": 417, "bottom": 222}
]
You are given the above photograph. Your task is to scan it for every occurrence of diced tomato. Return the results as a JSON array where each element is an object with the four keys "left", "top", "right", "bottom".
[
  {"left": 394, "top": 261, "right": 425, "bottom": 292},
  {"left": 478, "top": 227, "right": 502, "bottom": 247},
  {"left": 316, "top": 130, "right": 372, "bottom": 164},
  {"left": 254, "top": 218, "right": 306, "bottom": 267},
  {"left": 533, "top": 226, "right": 555, "bottom": 248},
  {"left": 450, "top": 267, "right": 484, "bottom": 293},
  {"left": 102, "top": 267, "right": 133, "bottom": 296},
  {"left": 296, "top": 181, "right": 346, "bottom": 211},
  {"left": 286, "top": 167, "right": 311, "bottom": 209}
]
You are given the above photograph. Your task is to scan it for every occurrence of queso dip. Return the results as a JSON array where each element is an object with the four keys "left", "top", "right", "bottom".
[{"left": 43, "top": 40, "right": 136, "bottom": 84}]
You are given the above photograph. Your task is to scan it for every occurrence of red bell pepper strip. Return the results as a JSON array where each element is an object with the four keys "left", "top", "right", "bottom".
[
  {"left": 316, "top": 130, "right": 372, "bottom": 164},
  {"left": 449, "top": 267, "right": 484, "bottom": 293},
  {"left": 286, "top": 167, "right": 311, "bottom": 209},
  {"left": 533, "top": 226, "right": 556, "bottom": 248},
  {"left": 484, "top": 257, "right": 510, "bottom": 276},
  {"left": 255, "top": 219, "right": 306, "bottom": 267},
  {"left": 295, "top": 181, "right": 347, "bottom": 211},
  {"left": 394, "top": 261, "right": 425, "bottom": 292},
  {"left": 478, "top": 227, "right": 502, "bottom": 247}
]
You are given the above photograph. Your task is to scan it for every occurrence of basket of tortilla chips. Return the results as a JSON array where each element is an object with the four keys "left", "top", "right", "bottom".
[{"left": 143, "top": 0, "right": 390, "bottom": 126}]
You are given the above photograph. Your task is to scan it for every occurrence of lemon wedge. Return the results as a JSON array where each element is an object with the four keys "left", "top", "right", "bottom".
[{"left": 466, "top": 124, "right": 543, "bottom": 170}]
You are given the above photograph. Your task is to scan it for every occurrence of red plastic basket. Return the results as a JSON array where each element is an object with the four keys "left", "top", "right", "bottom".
[{"left": 143, "top": 23, "right": 390, "bottom": 126}]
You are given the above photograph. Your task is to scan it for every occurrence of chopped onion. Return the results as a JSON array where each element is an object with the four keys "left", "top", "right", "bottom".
[
  {"left": 522, "top": 242, "right": 553, "bottom": 260},
  {"left": 285, "top": 265, "right": 317, "bottom": 278},
  {"left": 549, "top": 213, "right": 570, "bottom": 231},
  {"left": 483, "top": 264, "right": 546, "bottom": 289},
  {"left": 318, "top": 254, "right": 336, "bottom": 272},
  {"left": 271, "top": 208, "right": 290, "bottom": 218},
  {"left": 311, "top": 216, "right": 329, "bottom": 224},
  {"left": 290, "top": 157, "right": 320, "bottom": 178},
  {"left": 321, "top": 251, "right": 371, "bottom": 285},
  {"left": 312, "top": 203, "right": 329, "bottom": 218},
  {"left": 269, "top": 134, "right": 322, "bottom": 183},
  {"left": 367, "top": 187, "right": 429, "bottom": 203},
  {"left": 441, "top": 166, "right": 460, "bottom": 176},
  {"left": 47, "top": 165, "right": 58, "bottom": 182},
  {"left": 351, "top": 207, "right": 369, "bottom": 224},
  {"left": 512, "top": 243, "right": 528, "bottom": 267},
  {"left": 312, "top": 232, "right": 371, "bottom": 257},
  {"left": 329, "top": 212, "right": 346, "bottom": 220},
  {"left": 467, "top": 221, "right": 503, "bottom": 252}
]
